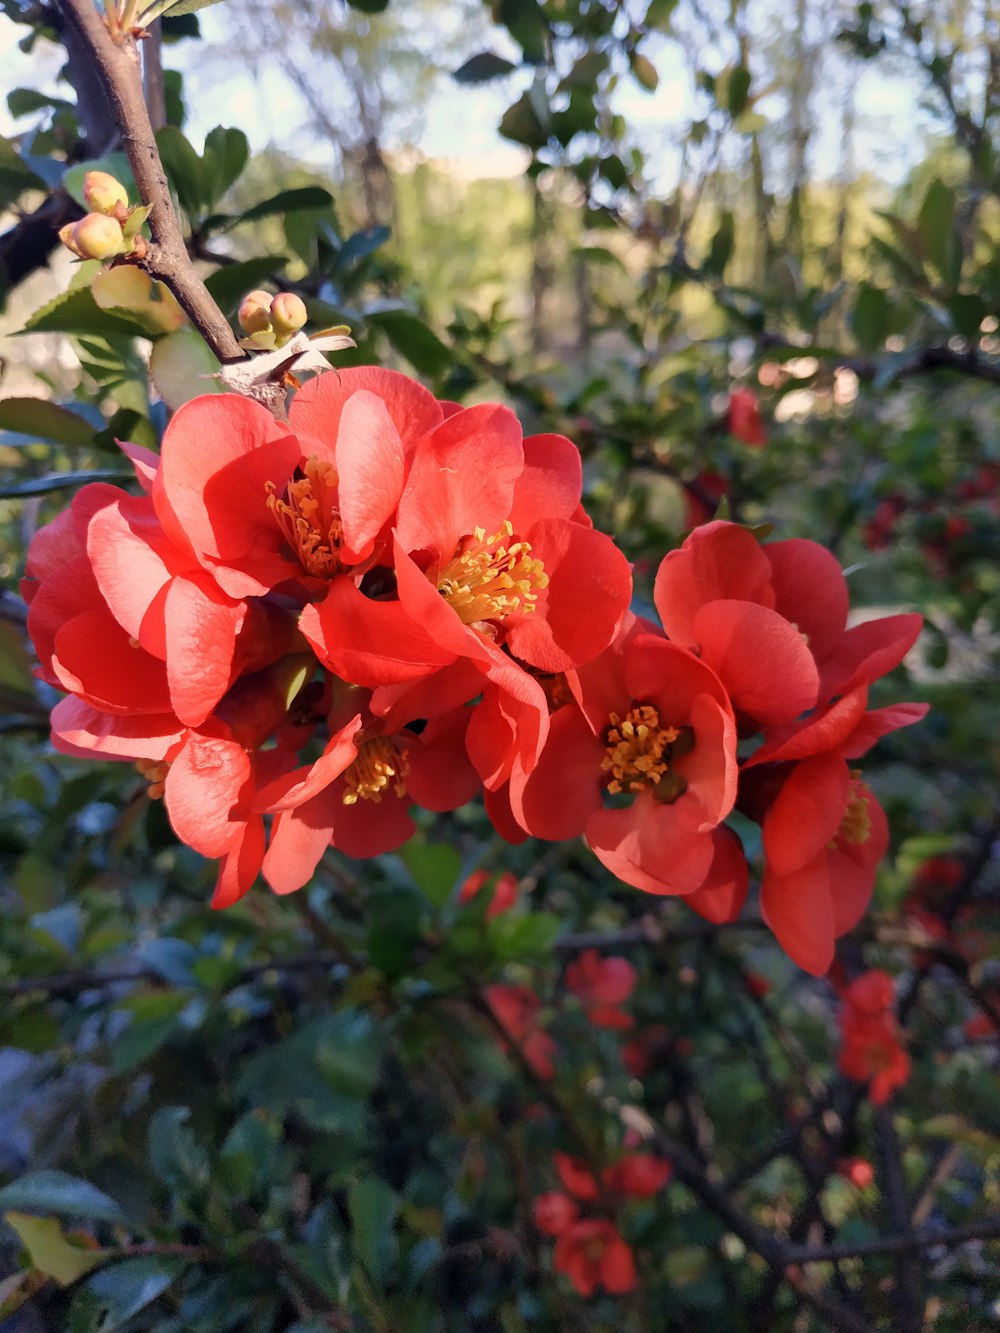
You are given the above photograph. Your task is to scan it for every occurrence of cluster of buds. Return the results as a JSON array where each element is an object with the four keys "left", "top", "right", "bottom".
[
  {"left": 59, "top": 171, "right": 151, "bottom": 263},
  {"left": 238, "top": 289, "right": 309, "bottom": 350}
]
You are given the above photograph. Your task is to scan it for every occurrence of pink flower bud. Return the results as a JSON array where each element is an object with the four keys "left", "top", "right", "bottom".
[
  {"left": 238, "top": 289, "right": 274, "bottom": 335},
  {"left": 69, "top": 213, "right": 126, "bottom": 260},
  {"left": 58, "top": 221, "right": 84, "bottom": 258},
  {"left": 269, "top": 291, "right": 307, "bottom": 334},
  {"left": 83, "top": 170, "right": 129, "bottom": 215}
]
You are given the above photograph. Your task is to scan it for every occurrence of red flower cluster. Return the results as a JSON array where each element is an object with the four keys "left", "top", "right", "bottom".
[
  {"left": 501, "top": 519, "right": 925, "bottom": 974},
  {"left": 837, "top": 970, "right": 910, "bottom": 1104},
  {"left": 458, "top": 869, "right": 519, "bottom": 919},
  {"left": 24, "top": 372, "right": 629, "bottom": 906},
  {"left": 533, "top": 1148, "right": 671, "bottom": 1297},
  {"left": 25, "top": 368, "right": 923, "bottom": 974}
]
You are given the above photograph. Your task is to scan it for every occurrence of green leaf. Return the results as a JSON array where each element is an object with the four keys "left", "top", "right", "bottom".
[
  {"left": 489, "top": 911, "right": 559, "bottom": 960},
  {"left": 918, "top": 178, "right": 960, "bottom": 287},
  {"left": 149, "top": 327, "right": 223, "bottom": 410},
  {"left": 368, "top": 310, "right": 451, "bottom": 377},
  {"left": 0, "top": 135, "right": 46, "bottom": 208},
  {"left": 368, "top": 887, "right": 423, "bottom": 979},
  {"left": 704, "top": 211, "right": 734, "bottom": 276},
  {"left": 155, "top": 126, "right": 208, "bottom": 215},
  {"left": 148, "top": 1107, "right": 210, "bottom": 1197},
  {"left": 498, "top": 91, "right": 549, "bottom": 150},
  {"left": 73, "top": 1257, "right": 185, "bottom": 1331},
  {"left": 453, "top": 52, "right": 518, "bottom": 83},
  {"left": 348, "top": 1177, "right": 398, "bottom": 1288},
  {"left": 231, "top": 187, "right": 335, "bottom": 227},
  {"left": 497, "top": 0, "right": 547, "bottom": 62},
  {"left": 402, "top": 842, "right": 460, "bottom": 908},
  {"left": 4, "top": 1214, "right": 104, "bottom": 1286},
  {"left": 851, "top": 282, "right": 890, "bottom": 351},
  {"left": 7, "top": 89, "right": 74, "bottom": 119},
  {"left": 202, "top": 126, "right": 248, "bottom": 202},
  {"left": 112, "top": 992, "right": 190, "bottom": 1073},
  {"left": 345, "top": 0, "right": 389, "bottom": 10},
  {"left": 63, "top": 153, "right": 135, "bottom": 210},
  {"left": 0, "top": 398, "right": 95, "bottom": 447},
  {"left": 726, "top": 65, "right": 751, "bottom": 115},
  {"left": 138, "top": 0, "right": 225, "bottom": 22},
  {"left": 947, "top": 291, "right": 986, "bottom": 339},
  {"left": 0, "top": 1172, "right": 127, "bottom": 1225},
  {"left": 337, "top": 226, "right": 391, "bottom": 270},
  {"left": 21, "top": 286, "right": 153, "bottom": 340}
]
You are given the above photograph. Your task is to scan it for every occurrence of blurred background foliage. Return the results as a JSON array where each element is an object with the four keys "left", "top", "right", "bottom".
[{"left": 0, "top": 0, "right": 998, "bottom": 1329}]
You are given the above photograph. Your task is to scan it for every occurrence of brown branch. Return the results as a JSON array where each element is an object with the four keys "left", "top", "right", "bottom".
[
  {"left": 786, "top": 1217, "right": 1000, "bottom": 1265},
  {"left": 57, "top": 0, "right": 245, "bottom": 366},
  {"left": 142, "top": 18, "right": 167, "bottom": 133},
  {"left": 875, "top": 1105, "right": 923, "bottom": 1333}
]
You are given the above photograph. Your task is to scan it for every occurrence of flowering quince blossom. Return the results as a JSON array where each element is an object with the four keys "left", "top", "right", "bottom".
[
  {"left": 553, "top": 1219, "right": 637, "bottom": 1297},
  {"left": 458, "top": 869, "right": 519, "bottom": 918},
  {"left": 565, "top": 949, "right": 637, "bottom": 1028},
  {"left": 727, "top": 386, "right": 767, "bottom": 448},
  {"left": 24, "top": 359, "right": 923, "bottom": 969},
  {"left": 484, "top": 983, "right": 556, "bottom": 1080},
  {"left": 837, "top": 970, "right": 911, "bottom": 1104}
]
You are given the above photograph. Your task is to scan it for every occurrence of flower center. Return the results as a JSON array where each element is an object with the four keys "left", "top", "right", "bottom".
[
  {"left": 835, "top": 775, "right": 872, "bottom": 846},
  {"left": 437, "top": 522, "right": 548, "bottom": 625},
  {"left": 342, "top": 736, "right": 410, "bottom": 805},
  {"left": 135, "top": 757, "right": 169, "bottom": 800},
  {"left": 602, "top": 704, "right": 689, "bottom": 798},
  {"left": 266, "top": 456, "right": 343, "bottom": 578}
]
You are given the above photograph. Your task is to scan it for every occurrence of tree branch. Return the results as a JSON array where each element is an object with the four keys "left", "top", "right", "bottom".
[{"left": 57, "top": 0, "right": 244, "bottom": 365}]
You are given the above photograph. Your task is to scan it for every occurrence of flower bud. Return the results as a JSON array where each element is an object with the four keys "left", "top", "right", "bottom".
[
  {"left": 83, "top": 170, "right": 129, "bottom": 215},
  {"left": 238, "top": 289, "right": 274, "bottom": 335},
  {"left": 69, "top": 212, "right": 126, "bottom": 260},
  {"left": 58, "top": 221, "right": 84, "bottom": 258},
  {"left": 269, "top": 291, "right": 307, "bottom": 334}
]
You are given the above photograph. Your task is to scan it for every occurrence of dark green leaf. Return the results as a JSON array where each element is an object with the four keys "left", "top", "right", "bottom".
[
  {"left": 7, "top": 89, "right": 73, "bottom": 119},
  {"left": 726, "top": 65, "right": 751, "bottom": 115},
  {"left": 345, "top": 0, "right": 389, "bottom": 9},
  {"left": 21, "top": 286, "right": 153, "bottom": 339},
  {"left": 704, "top": 211, "right": 734, "bottom": 276},
  {"left": 498, "top": 91, "right": 549, "bottom": 150},
  {"left": 453, "top": 52, "right": 518, "bottom": 83},
  {"left": 497, "top": 0, "right": 546, "bottom": 62},
  {"left": 202, "top": 126, "right": 248, "bottom": 202},
  {"left": 155, "top": 126, "right": 208, "bottom": 214},
  {"left": 337, "top": 225, "right": 391, "bottom": 270},
  {"left": 947, "top": 292, "right": 985, "bottom": 340},
  {"left": 851, "top": 282, "right": 890, "bottom": 351},
  {"left": 74, "top": 1257, "right": 186, "bottom": 1332},
  {"left": 0, "top": 1171, "right": 127, "bottom": 1225},
  {"left": 148, "top": 1107, "right": 210, "bottom": 1197},
  {"left": 0, "top": 134, "right": 46, "bottom": 207},
  {"left": 402, "top": 842, "right": 460, "bottom": 908},
  {"left": 232, "top": 187, "right": 335, "bottom": 227},
  {"left": 369, "top": 311, "right": 451, "bottom": 377},
  {"left": 0, "top": 398, "right": 95, "bottom": 446},
  {"left": 918, "top": 178, "right": 960, "bottom": 287},
  {"left": 348, "top": 1177, "right": 398, "bottom": 1288}
]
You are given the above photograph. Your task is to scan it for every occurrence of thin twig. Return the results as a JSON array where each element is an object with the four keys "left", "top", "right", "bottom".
[{"left": 58, "top": 0, "right": 245, "bottom": 366}]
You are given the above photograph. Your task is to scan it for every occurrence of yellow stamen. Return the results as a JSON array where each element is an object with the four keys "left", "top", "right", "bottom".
[
  {"left": 835, "top": 773, "right": 872, "bottom": 846},
  {"left": 437, "top": 522, "right": 548, "bottom": 625},
  {"left": 342, "top": 736, "right": 410, "bottom": 805},
  {"left": 135, "top": 757, "right": 170, "bottom": 799},
  {"left": 266, "top": 456, "right": 344, "bottom": 578},
  {"left": 601, "top": 704, "right": 679, "bottom": 795}
]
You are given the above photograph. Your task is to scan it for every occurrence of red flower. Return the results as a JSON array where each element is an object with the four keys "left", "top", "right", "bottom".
[
  {"left": 534, "top": 1192, "right": 578, "bottom": 1236},
  {"left": 458, "top": 870, "right": 519, "bottom": 918},
  {"left": 485, "top": 983, "right": 556, "bottom": 1080},
  {"left": 553, "top": 1220, "right": 636, "bottom": 1297},
  {"left": 758, "top": 754, "right": 889, "bottom": 975},
  {"left": 728, "top": 386, "right": 767, "bottom": 448},
  {"left": 554, "top": 1152, "right": 600, "bottom": 1201},
  {"left": 837, "top": 1157, "right": 875, "bottom": 1189},
  {"left": 838, "top": 970, "right": 910, "bottom": 1104},
  {"left": 602, "top": 1154, "right": 672, "bottom": 1198},
  {"left": 510, "top": 622, "right": 744, "bottom": 902},
  {"left": 565, "top": 949, "right": 636, "bottom": 1028}
]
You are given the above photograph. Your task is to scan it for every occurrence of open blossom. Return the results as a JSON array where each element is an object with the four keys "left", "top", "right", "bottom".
[
  {"left": 458, "top": 869, "right": 519, "bottom": 918},
  {"left": 565, "top": 949, "right": 636, "bottom": 1028},
  {"left": 485, "top": 983, "right": 556, "bottom": 1079},
  {"left": 509, "top": 619, "right": 747, "bottom": 912},
  {"left": 837, "top": 970, "right": 910, "bottom": 1104},
  {"left": 553, "top": 1220, "right": 636, "bottom": 1297},
  {"left": 728, "top": 386, "right": 767, "bottom": 448}
]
